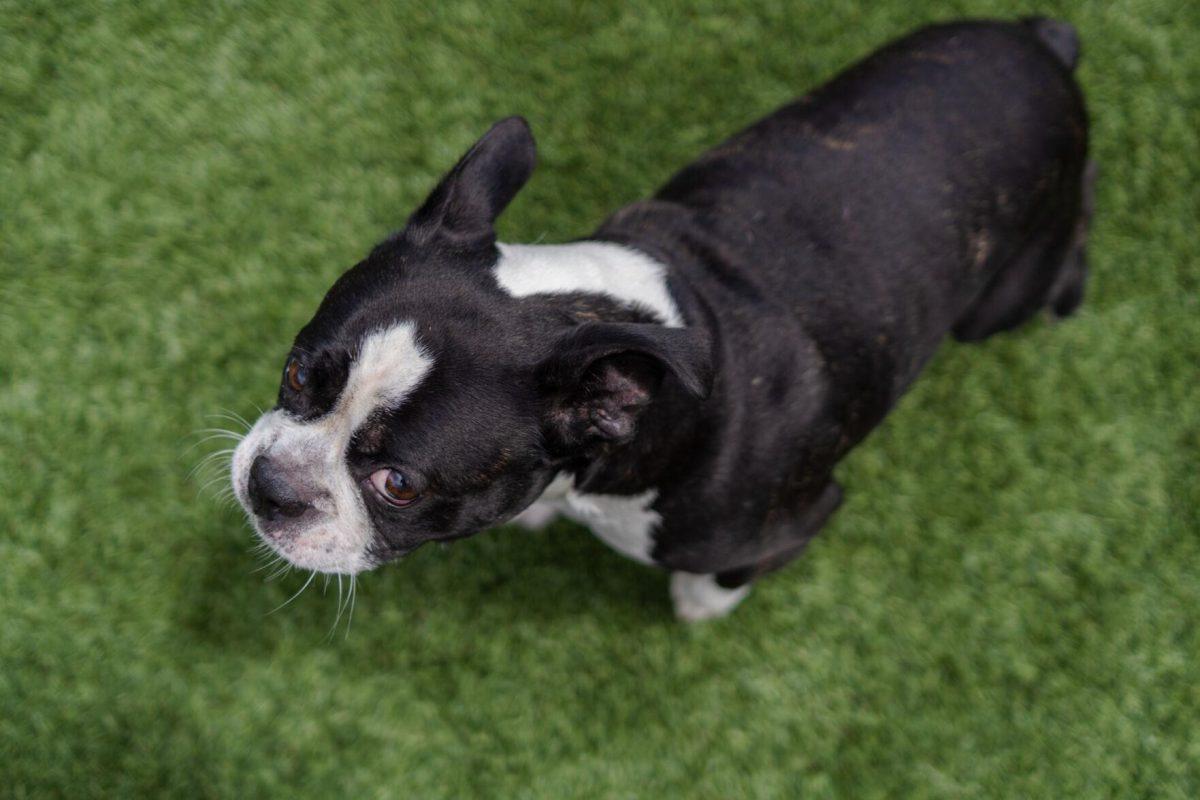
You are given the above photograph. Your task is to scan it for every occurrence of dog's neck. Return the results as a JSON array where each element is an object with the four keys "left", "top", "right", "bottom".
[{"left": 493, "top": 240, "right": 705, "bottom": 494}]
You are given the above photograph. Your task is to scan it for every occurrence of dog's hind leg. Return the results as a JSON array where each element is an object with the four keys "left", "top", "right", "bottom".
[
  {"left": 952, "top": 159, "right": 1095, "bottom": 342},
  {"left": 951, "top": 228, "right": 1068, "bottom": 342},
  {"left": 1048, "top": 158, "right": 1097, "bottom": 319},
  {"left": 670, "top": 480, "right": 843, "bottom": 621}
]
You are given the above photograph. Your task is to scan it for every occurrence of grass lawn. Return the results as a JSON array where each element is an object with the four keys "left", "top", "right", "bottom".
[{"left": 2, "top": 0, "right": 1198, "bottom": 796}]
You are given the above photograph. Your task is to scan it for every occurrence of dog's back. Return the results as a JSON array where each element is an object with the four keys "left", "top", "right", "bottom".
[
  {"left": 598, "top": 19, "right": 1090, "bottom": 443},
  {"left": 587, "top": 20, "right": 1092, "bottom": 579}
]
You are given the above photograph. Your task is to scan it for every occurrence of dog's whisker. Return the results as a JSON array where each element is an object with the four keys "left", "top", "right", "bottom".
[
  {"left": 190, "top": 430, "right": 245, "bottom": 445},
  {"left": 198, "top": 451, "right": 236, "bottom": 468},
  {"left": 199, "top": 454, "right": 237, "bottom": 474},
  {"left": 189, "top": 449, "right": 237, "bottom": 481},
  {"left": 182, "top": 431, "right": 244, "bottom": 456},
  {"left": 328, "top": 573, "right": 351, "bottom": 641},
  {"left": 263, "top": 555, "right": 293, "bottom": 580},
  {"left": 197, "top": 462, "right": 235, "bottom": 483},
  {"left": 207, "top": 411, "right": 254, "bottom": 432},
  {"left": 252, "top": 559, "right": 277, "bottom": 576},
  {"left": 252, "top": 554, "right": 284, "bottom": 575},
  {"left": 190, "top": 427, "right": 246, "bottom": 440},
  {"left": 343, "top": 575, "right": 358, "bottom": 640},
  {"left": 249, "top": 541, "right": 274, "bottom": 557},
  {"left": 191, "top": 451, "right": 236, "bottom": 478},
  {"left": 196, "top": 446, "right": 238, "bottom": 463},
  {"left": 267, "top": 570, "right": 316, "bottom": 616},
  {"left": 196, "top": 472, "right": 235, "bottom": 499},
  {"left": 220, "top": 408, "right": 254, "bottom": 429},
  {"left": 204, "top": 412, "right": 243, "bottom": 429},
  {"left": 266, "top": 561, "right": 292, "bottom": 582}
]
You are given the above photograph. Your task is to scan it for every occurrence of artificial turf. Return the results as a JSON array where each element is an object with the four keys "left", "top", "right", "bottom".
[{"left": 2, "top": 0, "right": 1198, "bottom": 797}]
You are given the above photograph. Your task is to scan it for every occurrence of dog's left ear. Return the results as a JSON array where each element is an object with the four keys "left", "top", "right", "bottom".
[
  {"left": 538, "top": 322, "right": 713, "bottom": 451},
  {"left": 405, "top": 116, "right": 537, "bottom": 249}
]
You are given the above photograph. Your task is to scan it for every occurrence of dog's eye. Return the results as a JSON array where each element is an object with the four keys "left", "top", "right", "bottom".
[
  {"left": 369, "top": 468, "right": 420, "bottom": 507},
  {"left": 285, "top": 359, "right": 308, "bottom": 392}
]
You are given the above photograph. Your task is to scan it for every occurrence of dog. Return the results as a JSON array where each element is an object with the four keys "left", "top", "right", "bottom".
[{"left": 231, "top": 18, "right": 1092, "bottom": 621}]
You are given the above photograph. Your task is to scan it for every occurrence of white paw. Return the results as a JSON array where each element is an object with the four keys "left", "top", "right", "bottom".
[
  {"left": 511, "top": 502, "right": 559, "bottom": 531},
  {"left": 670, "top": 572, "right": 750, "bottom": 622}
]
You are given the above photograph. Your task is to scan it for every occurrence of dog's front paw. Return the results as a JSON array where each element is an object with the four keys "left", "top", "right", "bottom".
[
  {"left": 511, "top": 501, "right": 559, "bottom": 530},
  {"left": 670, "top": 572, "right": 750, "bottom": 622}
]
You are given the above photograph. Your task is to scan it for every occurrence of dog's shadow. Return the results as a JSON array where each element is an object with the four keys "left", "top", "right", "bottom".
[{"left": 175, "top": 509, "right": 669, "bottom": 651}]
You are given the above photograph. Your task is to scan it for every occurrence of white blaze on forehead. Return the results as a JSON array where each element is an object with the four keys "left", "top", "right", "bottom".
[
  {"left": 494, "top": 241, "right": 684, "bottom": 327},
  {"left": 342, "top": 322, "right": 435, "bottom": 430},
  {"left": 231, "top": 321, "right": 433, "bottom": 574}
]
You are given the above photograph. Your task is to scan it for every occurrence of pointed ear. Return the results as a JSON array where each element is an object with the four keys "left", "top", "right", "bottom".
[
  {"left": 405, "top": 116, "right": 537, "bottom": 248},
  {"left": 538, "top": 322, "right": 713, "bottom": 451}
]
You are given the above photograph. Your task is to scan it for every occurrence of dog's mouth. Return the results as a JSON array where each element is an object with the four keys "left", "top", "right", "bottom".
[
  {"left": 253, "top": 518, "right": 376, "bottom": 574},
  {"left": 239, "top": 488, "right": 379, "bottom": 575}
]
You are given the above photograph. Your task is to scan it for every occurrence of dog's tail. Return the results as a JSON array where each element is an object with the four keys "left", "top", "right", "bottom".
[{"left": 1022, "top": 16, "right": 1081, "bottom": 70}]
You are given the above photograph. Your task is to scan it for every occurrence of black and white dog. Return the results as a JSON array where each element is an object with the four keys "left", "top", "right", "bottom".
[{"left": 231, "top": 18, "right": 1092, "bottom": 620}]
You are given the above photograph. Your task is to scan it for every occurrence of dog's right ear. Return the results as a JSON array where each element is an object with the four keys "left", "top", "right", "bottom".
[
  {"left": 537, "top": 322, "right": 713, "bottom": 454},
  {"left": 404, "top": 116, "right": 537, "bottom": 249}
]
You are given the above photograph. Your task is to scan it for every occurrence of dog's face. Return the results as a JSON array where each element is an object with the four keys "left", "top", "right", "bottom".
[
  {"left": 230, "top": 118, "right": 711, "bottom": 574},
  {"left": 229, "top": 259, "right": 553, "bottom": 573}
]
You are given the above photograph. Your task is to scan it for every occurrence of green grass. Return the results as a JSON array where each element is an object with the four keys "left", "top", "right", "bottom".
[{"left": 2, "top": 0, "right": 1198, "bottom": 796}]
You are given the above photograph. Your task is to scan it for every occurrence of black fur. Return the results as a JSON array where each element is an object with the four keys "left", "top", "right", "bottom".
[
  {"left": 585, "top": 18, "right": 1091, "bottom": 580},
  {"left": 264, "top": 19, "right": 1092, "bottom": 585}
]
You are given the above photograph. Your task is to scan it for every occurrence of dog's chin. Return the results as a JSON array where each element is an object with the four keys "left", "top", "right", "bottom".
[{"left": 253, "top": 518, "right": 378, "bottom": 575}]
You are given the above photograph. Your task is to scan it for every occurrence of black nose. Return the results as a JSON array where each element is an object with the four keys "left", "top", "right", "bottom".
[{"left": 247, "top": 456, "right": 311, "bottom": 522}]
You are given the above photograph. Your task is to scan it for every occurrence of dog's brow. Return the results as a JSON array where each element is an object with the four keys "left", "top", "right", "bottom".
[{"left": 338, "top": 323, "right": 432, "bottom": 428}]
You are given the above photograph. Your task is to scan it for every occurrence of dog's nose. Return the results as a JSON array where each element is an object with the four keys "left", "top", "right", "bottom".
[{"left": 247, "top": 456, "right": 312, "bottom": 522}]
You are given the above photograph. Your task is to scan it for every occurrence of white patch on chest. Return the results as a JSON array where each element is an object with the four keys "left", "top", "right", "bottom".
[
  {"left": 494, "top": 241, "right": 684, "bottom": 327},
  {"left": 532, "top": 473, "right": 661, "bottom": 565}
]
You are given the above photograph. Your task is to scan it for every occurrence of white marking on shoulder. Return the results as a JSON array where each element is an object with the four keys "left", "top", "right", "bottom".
[
  {"left": 231, "top": 321, "right": 433, "bottom": 574},
  {"left": 494, "top": 241, "right": 684, "bottom": 327},
  {"left": 670, "top": 572, "right": 750, "bottom": 622}
]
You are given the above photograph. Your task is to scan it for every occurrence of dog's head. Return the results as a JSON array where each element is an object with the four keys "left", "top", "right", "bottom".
[{"left": 230, "top": 118, "right": 711, "bottom": 574}]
